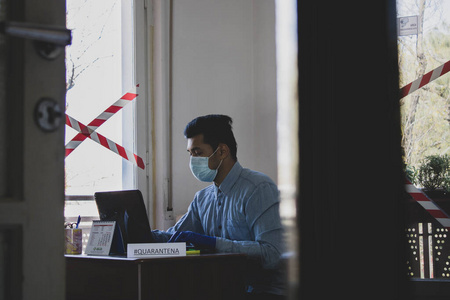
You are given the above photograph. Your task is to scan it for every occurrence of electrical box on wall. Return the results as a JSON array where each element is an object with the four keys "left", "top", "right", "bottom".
[{"left": 165, "top": 208, "right": 174, "bottom": 221}]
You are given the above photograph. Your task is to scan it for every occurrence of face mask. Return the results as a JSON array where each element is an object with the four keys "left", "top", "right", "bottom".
[{"left": 189, "top": 147, "right": 223, "bottom": 182}]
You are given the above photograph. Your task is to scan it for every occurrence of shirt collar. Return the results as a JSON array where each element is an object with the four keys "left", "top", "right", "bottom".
[{"left": 214, "top": 161, "right": 242, "bottom": 197}]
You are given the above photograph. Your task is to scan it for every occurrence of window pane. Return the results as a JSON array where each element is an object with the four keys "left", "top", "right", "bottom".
[{"left": 65, "top": 0, "right": 133, "bottom": 196}]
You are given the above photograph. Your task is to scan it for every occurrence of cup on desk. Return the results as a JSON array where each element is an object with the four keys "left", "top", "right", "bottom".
[{"left": 65, "top": 228, "right": 83, "bottom": 254}]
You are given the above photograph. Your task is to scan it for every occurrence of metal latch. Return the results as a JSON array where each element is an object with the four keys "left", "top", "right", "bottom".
[
  {"left": 0, "top": 21, "right": 71, "bottom": 45},
  {"left": 0, "top": 21, "right": 72, "bottom": 59}
]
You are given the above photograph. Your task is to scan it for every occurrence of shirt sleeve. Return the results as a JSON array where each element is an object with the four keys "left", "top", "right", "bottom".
[{"left": 215, "top": 182, "right": 284, "bottom": 269}]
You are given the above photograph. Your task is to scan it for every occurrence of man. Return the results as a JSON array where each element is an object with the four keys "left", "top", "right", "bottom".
[{"left": 152, "top": 115, "right": 285, "bottom": 299}]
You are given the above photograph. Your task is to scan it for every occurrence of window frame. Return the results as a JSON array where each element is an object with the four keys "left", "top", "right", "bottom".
[{"left": 64, "top": 0, "right": 153, "bottom": 220}]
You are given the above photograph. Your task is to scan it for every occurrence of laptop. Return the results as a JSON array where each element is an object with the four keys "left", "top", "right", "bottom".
[{"left": 94, "top": 190, "right": 154, "bottom": 254}]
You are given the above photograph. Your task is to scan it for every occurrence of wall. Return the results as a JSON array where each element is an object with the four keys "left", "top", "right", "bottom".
[{"left": 156, "top": 0, "right": 277, "bottom": 228}]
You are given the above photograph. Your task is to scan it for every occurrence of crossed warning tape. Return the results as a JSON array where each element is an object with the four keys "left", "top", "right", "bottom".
[{"left": 65, "top": 85, "right": 145, "bottom": 170}]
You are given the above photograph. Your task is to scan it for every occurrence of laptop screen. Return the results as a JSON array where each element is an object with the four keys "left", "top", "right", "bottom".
[{"left": 94, "top": 190, "right": 154, "bottom": 249}]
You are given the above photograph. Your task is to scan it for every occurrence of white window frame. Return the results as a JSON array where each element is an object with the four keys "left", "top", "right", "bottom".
[
  {"left": 64, "top": 0, "right": 155, "bottom": 224},
  {"left": 134, "top": 0, "right": 154, "bottom": 223}
]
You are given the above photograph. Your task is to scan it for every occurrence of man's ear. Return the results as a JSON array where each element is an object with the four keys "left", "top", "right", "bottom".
[{"left": 218, "top": 143, "right": 230, "bottom": 159}]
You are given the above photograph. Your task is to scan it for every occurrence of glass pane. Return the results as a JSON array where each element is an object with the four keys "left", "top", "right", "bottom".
[
  {"left": 398, "top": 0, "right": 450, "bottom": 280},
  {"left": 65, "top": 0, "right": 134, "bottom": 196}
]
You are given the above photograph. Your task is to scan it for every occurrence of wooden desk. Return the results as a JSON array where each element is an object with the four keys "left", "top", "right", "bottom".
[{"left": 66, "top": 253, "right": 246, "bottom": 300}]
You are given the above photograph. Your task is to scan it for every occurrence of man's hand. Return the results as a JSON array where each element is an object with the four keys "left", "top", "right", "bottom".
[{"left": 168, "top": 231, "right": 216, "bottom": 249}]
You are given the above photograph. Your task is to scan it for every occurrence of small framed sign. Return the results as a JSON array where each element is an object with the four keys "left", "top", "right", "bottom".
[{"left": 85, "top": 220, "right": 117, "bottom": 255}]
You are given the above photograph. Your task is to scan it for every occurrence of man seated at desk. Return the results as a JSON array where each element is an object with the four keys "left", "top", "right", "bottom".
[{"left": 152, "top": 115, "right": 285, "bottom": 300}]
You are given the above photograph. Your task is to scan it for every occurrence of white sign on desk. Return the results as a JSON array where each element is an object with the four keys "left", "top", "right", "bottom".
[
  {"left": 85, "top": 220, "right": 116, "bottom": 255},
  {"left": 127, "top": 242, "right": 186, "bottom": 258}
]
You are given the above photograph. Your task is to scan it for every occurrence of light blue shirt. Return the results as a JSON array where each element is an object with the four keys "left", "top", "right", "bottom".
[{"left": 153, "top": 162, "right": 285, "bottom": 295}]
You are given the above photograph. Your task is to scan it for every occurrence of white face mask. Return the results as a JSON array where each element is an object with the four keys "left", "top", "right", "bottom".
[{"left": 189, "top": 147, "right": 223, "bottom": 182}]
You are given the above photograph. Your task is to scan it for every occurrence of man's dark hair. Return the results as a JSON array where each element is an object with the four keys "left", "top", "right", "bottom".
[{"left": 184, "top": 114, "right": 238, "bottom": 161}]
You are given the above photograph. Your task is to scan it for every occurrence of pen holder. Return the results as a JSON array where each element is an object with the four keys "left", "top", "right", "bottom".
[{"left": 65, "top": 228, "right": 82, "bottom": 254}]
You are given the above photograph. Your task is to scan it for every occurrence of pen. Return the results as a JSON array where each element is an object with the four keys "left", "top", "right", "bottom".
[{"left": 75, "top": 215, "right": 81, "bottom": 228}]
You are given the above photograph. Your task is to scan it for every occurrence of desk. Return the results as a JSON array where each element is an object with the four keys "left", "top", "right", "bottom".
[{"left": 66, "top": 253, "right": 246, "bottom": 300}]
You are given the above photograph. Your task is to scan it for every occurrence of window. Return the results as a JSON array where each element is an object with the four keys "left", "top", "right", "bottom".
[
  {"left": 397, "top": 0, "right": 450, "bottom": 288},
  {"left": 64, "top": 0, "right": 150, "bottom": 250},
  {"left": 65, "top": 0, "right": 135, "bottom": 196}
]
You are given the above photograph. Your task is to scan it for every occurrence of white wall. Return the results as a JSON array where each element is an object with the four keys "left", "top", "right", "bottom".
[{"left": 154, "top": 0, "right": 277, "bottom": 228}]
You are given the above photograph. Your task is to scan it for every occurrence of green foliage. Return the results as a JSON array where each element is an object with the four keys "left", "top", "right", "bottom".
[
  {"left": 405, "top": 164, "right": 418, "bottom": 185},
  {"left": 417, "top": 155, "right": 450, "bottom": 190}
]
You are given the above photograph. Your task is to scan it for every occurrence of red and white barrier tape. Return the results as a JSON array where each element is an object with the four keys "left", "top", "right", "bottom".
[
  {"left": 65, "top": 114, "right": 145, "bottom": 169},
  {"left": 400, "top": 60, "right": 450, "bottom": 98},
  {"left": 65, "top": 85, "right": 138, "bottom": 156},
  {"left": 405, "top": 178, "right": 450, "bottom": 229},
  {"left": 65, "top": 85, "right": 145, "bottom": 170}
]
